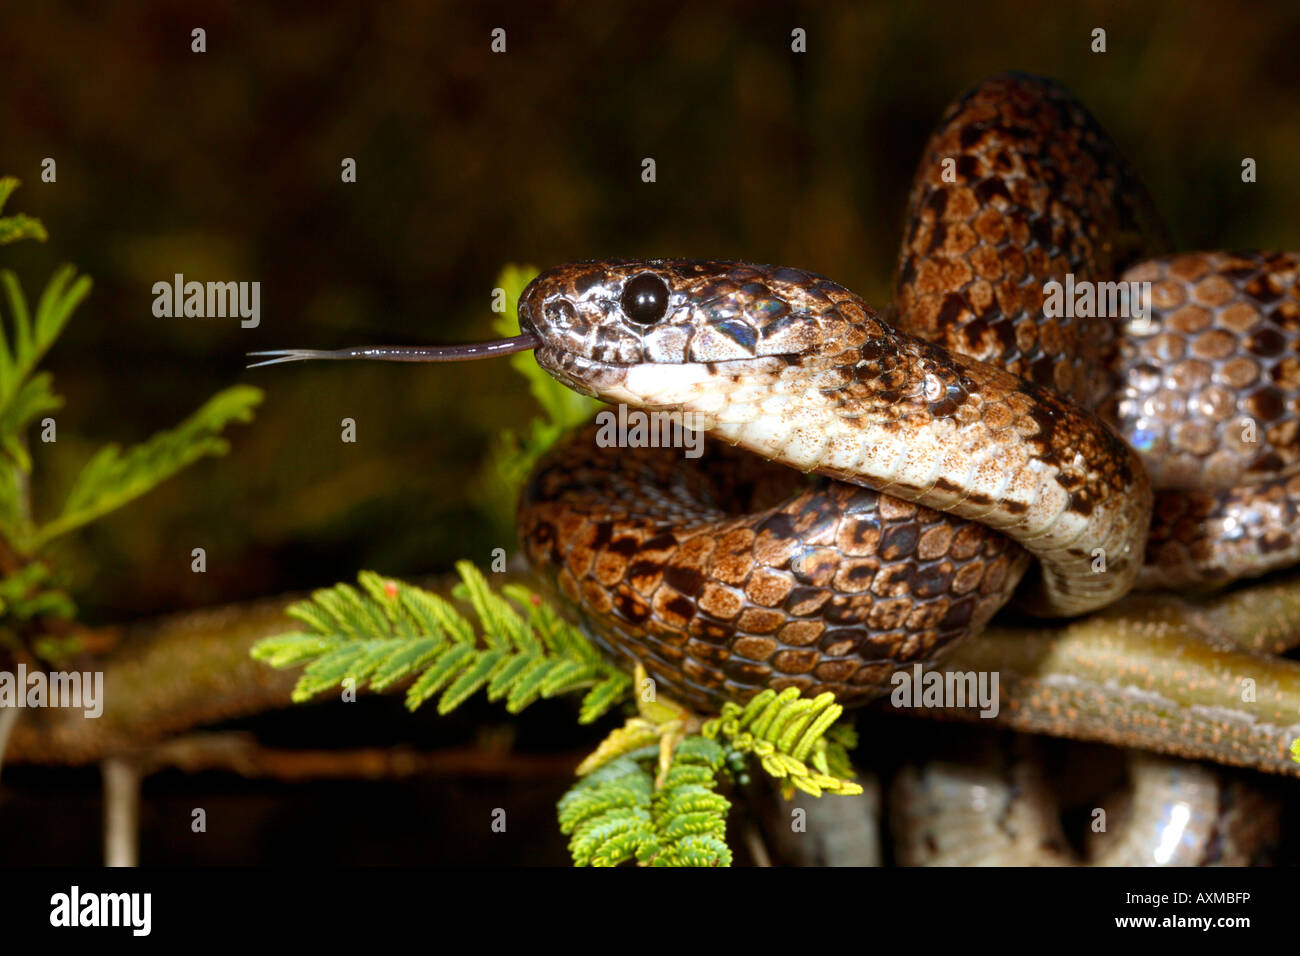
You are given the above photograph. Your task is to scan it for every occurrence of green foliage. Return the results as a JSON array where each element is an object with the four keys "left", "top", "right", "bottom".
[
  {"left": 703, "top": 688, "right": 862, "bottom": 798},
  {"left": 0, "top": 562, "right": 74, "bottom": 622},
  {"left": 0, "top": 256, "right": 261, "bottom": 552},
  {"left": 0, "top": 177, "right": 261, "bottom": 661},
  {"left": 558, "top": 676, "right": 861, "bottom": 865},
  {"left": 0, "top": 178, "right": 48, "bottom": 245},
  {"left": 558, "top": 738, "right": 732, "bottom": 867},
  {"left": 478, "top": 264, "right": 600, "bottom": 532},
  {"left": 31, "top": 385, "right": 262, "bottom": 548},
  {"left": 251, "top": 562, "right": 632, "bottom": 720},
  {"left": 0, "top": 562, "right": 76, "bottom": 660},
  {"left": 0, "top": 264, "right": 86, "bottom": 452}
]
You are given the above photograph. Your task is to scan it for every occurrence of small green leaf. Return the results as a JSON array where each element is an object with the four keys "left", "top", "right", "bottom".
[
  {"left": 485, "top": 652, "right": 537, "bottom": 701},
  {"left": 36, "top": 385, "right": 261, "bottom": 547},
  {"left": 402, "top": 586, "right": 473, "bottom": 645},
  {"left": 437, "top": 648, "right": 506, "bottom": 714},
  {"left": 292, "top": 644, "right": 373, "bottom": 701},
  {"left": 0, "top": 373, "right": 63, "bottom": 470},
  {"left": 539, "top": 658, "right": 598, "bottom": 696},
  {"left": 579, "top": 673, "right": 631, "bottom": 724},
  {"left": 250, "top": 632, "right": 336, "bottom": 669},
  {"left": 504, "top": 657, "right": 558, "bottom": 712},
  {"left": 0, "top": 178, "right": 18, "bottom": 214},
  {"left": 455, "top": 560, "right": 528, "bottom": 650},
  {"left": 0, "top": 214, "right": 47, "bottom": 246},
  {"left": 405, "top": 643, "right": 475, "bottom": 710},
  {"left": 369, "top": 636, "right": 444, "bottom": 690}
]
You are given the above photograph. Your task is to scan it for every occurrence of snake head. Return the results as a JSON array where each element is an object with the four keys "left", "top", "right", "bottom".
[{"left": 518, "top": 259, "right": 877, "bottom": 406}]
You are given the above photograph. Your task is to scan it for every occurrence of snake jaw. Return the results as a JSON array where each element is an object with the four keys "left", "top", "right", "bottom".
[
  {"left": 617, "top": 362, "right": 715, "bottom": 405},
  {"left": 533, "top": 348, "right": 628, "bottom": 399}
]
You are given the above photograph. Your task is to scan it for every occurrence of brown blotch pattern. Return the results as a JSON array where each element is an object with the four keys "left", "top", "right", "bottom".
[
  {"left": 520, "top": 427, "right": 1025, "bottom": 711},
  {"left": 1111, "top": 252, "right": 1300, "bottom": 490},
  {"left": 892, "top": 72, "right": 1169, "bottom": 411}
]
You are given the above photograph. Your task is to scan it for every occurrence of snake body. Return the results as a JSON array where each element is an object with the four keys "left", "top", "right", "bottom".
[
  {"left": 247, "top": 71, "right": 1299, "bottom": 865},
  {"left": 890, "top": 737, "right": 1281, "bottom": 866},
  {"left": 517, "top": 73, "right": 1300, "bottom": 712}
]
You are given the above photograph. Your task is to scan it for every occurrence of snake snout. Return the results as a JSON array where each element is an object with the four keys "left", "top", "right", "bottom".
[{"left": 516, "top": 292, "right": 540, "bottom": 338}]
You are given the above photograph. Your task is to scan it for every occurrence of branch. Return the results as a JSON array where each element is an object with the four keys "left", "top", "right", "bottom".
[
  {"left": 4, "top": 573, "right": 537, "bottom": 765},
  {"left": 143, "top": 732, "right": 589, "bottom": 782},
  {"left": 8, "top": 569, "right": 1300, "bottom": 780},
  {"left": 7, "top": 593, "right": 303, "bottom": 764},
  {"left": 911, "top": 579, "right": 1300, "bottom": 776}
]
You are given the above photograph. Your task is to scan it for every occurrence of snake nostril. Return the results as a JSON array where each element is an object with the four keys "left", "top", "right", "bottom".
[{"left": 544, "top": 299, "right": 577, "bottom": 331}]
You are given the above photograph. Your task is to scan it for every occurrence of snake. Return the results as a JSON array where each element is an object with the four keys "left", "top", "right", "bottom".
[
  {"left": 249, "top": 73, "right": 1300, "bottom": 861},
  {"left": 756, "top": 728, "right": 1282, "bottom": 866},
  {"left": 250, "top": 71, "right": 1300, "bottom": 710},
  {"left": 501, "top": 73, "right": 1299, "bottom": 712},
  {"left": 889, "top": 734, "right": 1282, "bottom": 866}
]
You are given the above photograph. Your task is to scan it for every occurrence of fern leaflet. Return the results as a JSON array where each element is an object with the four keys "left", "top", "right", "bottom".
[{"left": 251, "top": 563, "right": 632, "bottom": 721}]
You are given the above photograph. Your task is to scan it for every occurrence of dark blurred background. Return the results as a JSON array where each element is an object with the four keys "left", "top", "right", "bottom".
[{"left": 1, "top": 0, "right": 1297, "bottom": 864}]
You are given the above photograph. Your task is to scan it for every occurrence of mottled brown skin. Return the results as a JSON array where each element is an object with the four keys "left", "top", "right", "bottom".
[
  {"left": 1112, "top": 252, "right": 1300, "bottom": 587},
  {"left": 1114, "top": 252, "right": 1300, "bottom": 488},
  {"left": 517, "top": 72, "right": 1300, "bottom": 713},
  {"left": 892, "top": 77, "right": 1300, "bottom": 589},
  {"left": 891, "top": 72, "right": 1170, "bottom": 409},
  {"left": 521, "top": 428, "right": 1025, "bottom": 711}
]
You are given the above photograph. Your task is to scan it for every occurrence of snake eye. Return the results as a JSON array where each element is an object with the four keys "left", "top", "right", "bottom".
[{"left": 620, "top": 273, "right": 670, "bottom": 325}]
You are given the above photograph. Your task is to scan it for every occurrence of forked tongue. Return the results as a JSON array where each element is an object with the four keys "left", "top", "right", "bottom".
[{"left": 246, "top": 333, "right": 539, "bottom": 368}]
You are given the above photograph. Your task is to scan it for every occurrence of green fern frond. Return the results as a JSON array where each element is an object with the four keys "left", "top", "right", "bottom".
[
  {"left": 32, "top": 384, "right": 263, "bottom": 548},
  {"left": 703, "top": 688, "right": 862, "bottom": 798},
  {"left": 562, "top": 668, "right": 862, "bottom": 864},
  {"left": 251, "top": 563, "right": 632, "bottom": 721},
  {"left": 559, "top": 737, "right": 732, "bottom": 867}
]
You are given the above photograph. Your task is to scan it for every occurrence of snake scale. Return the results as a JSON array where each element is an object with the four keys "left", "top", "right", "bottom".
[{"left": 251, "top": 73, "right": 1299, "bottom": 863}]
